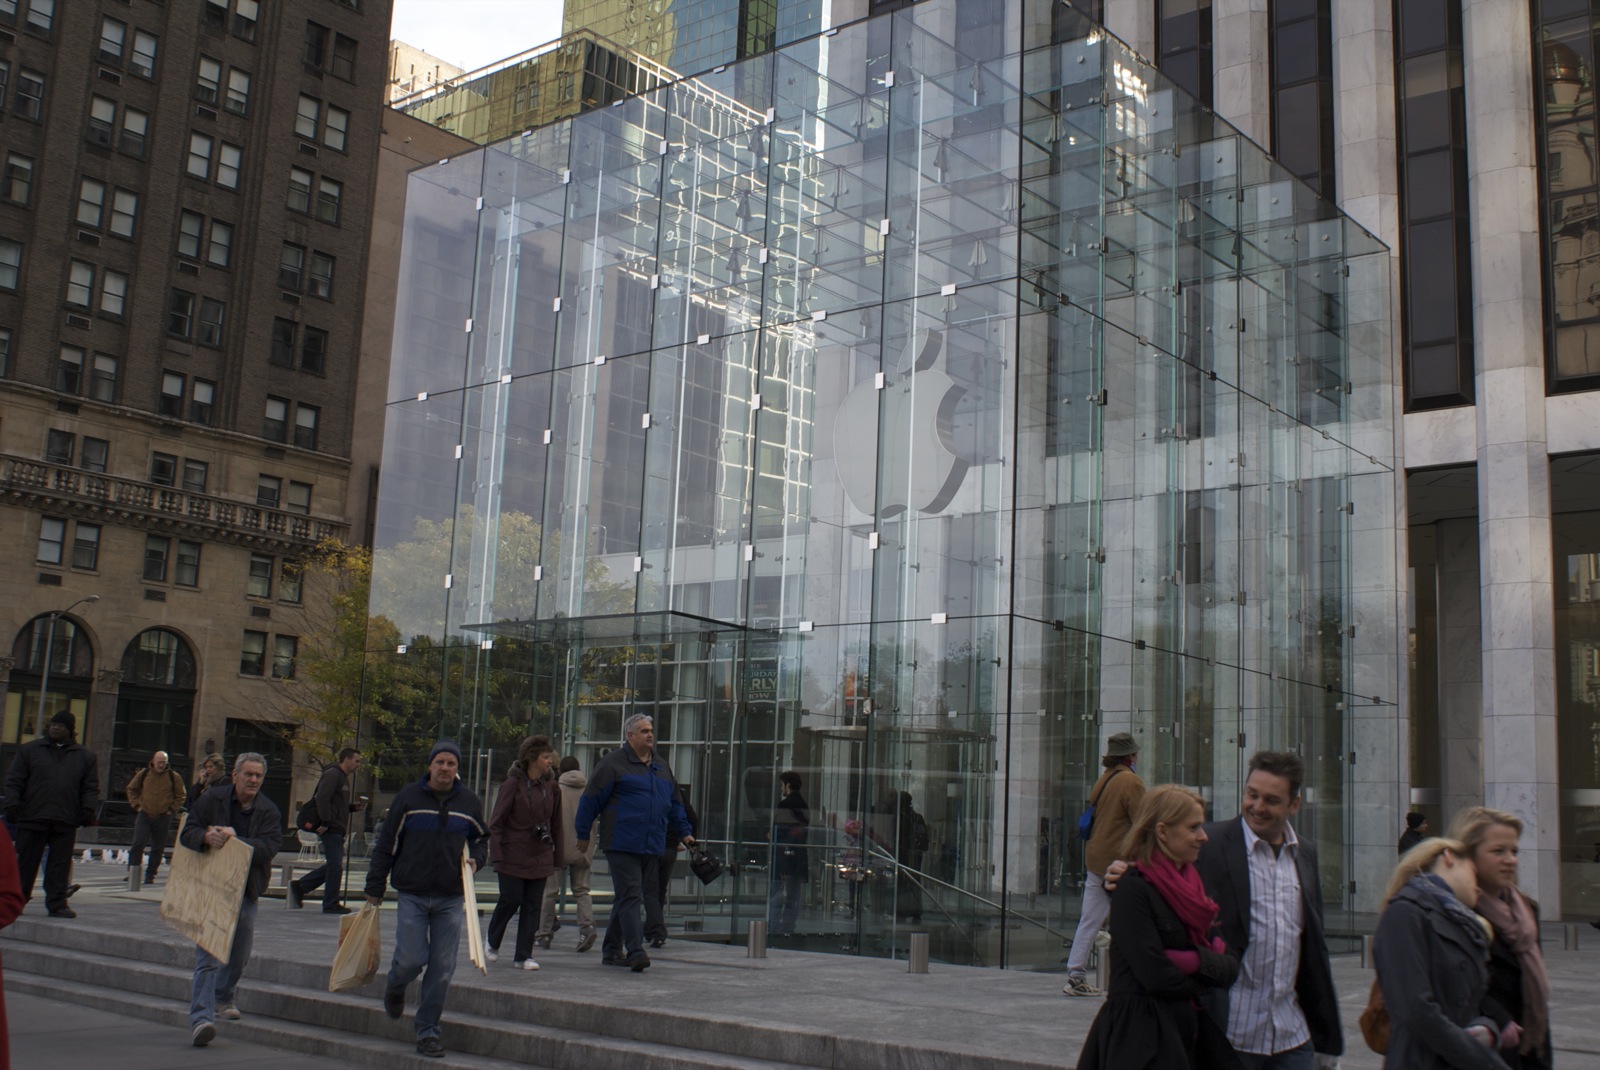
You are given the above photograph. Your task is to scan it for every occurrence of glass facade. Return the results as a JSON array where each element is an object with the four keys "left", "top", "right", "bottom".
[{"left": 371, "top": 0, "right": 1397, "bottom": 967}]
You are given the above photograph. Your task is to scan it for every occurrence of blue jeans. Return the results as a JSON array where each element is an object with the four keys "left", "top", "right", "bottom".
[
  {"left": 296, "top": 830, "right": 346, "bottom": 909},
  {"left": 1236, "top": 1041, "right": 1315, "bottom": 1070},
  {"left": 601, "top": 850, "right": 656, "bottom": 959},
  {"left": 190, "top": 897, "right": 258, "bottom": 1026},
  {"left": 388, "top": 893, "right": 463, "bottom": 1040}
]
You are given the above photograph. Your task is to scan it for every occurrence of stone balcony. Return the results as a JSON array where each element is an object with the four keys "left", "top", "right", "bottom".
[{"left": 1, "top": 453, "right": 349, "bottom": 553}]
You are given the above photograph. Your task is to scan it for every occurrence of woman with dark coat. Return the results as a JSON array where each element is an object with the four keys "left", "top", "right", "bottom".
[
  {"left": 486, "top": 735, "right": 562, "bottom": 970},
  {"left": 1449, "top": 807, "right": 1551, "bottom": 1070},
  {"left": 1373, "top": 837, "right": 1508, "bottom": 1070},
  {"left": 1076, "top": 786, "right": 1241, "bottom": 1070}
]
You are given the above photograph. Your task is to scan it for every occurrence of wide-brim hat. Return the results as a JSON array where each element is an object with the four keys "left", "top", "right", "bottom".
[{"left": 1105, "top": 731, "right": 1138, "bottom": 757}]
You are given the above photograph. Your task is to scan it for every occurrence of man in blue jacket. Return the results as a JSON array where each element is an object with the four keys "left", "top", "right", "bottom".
[
  {"left": 575, "top": 714, "right": 695, "bottom": 972},
  {"left": 365, "top": 741, "right": 486, "bottom": 1059}
]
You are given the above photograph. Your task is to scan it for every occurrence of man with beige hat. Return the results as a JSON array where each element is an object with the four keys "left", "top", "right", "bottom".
[{"left": 1062, "top": 730, "right": 1144, "bottom": 996}]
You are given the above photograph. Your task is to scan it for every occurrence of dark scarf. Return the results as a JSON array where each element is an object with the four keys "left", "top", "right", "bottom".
[
  {"left": 1137, "top": 849, "right": 1219, "bottom": 947},
  {"left": 1415, "top": 875, "right": 1493, "bottom": 949}
]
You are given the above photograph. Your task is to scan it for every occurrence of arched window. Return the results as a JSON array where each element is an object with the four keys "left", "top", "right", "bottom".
[
  {"left": 112, "top": 629, "right": 198, "bottom": 790},
  {"left": 4, "top": 615, "right": 96, "bottom": 747},
  {"left": 122, "top": 628, "right": 197, "bottom": 688}
]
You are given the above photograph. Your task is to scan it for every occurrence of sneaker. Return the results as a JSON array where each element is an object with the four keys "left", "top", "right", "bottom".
[
  {"left": 514, "top": 959, "right": 540, "bottom": 971},
  {"left": 1063, "top": 977, "right": 1101, "bottom": 997},
  {"left": 576, "top": 929, "right": 597, "bottom": 953},
  {"left": 47, "top": 907, "right": 76, "bottom": 918},
  {"left": 485, "top": 947, "right": 498, "bottom": 963},
  {"left": 627, "top": 950, "right": 651, "bottom": 972},
  {"left": 218, "top": 1003, "right": 241, "bottom": 1021},
  {"left": 416, "top": 1036, "right": 445, "bottom": 1058},
  {"left": 192, "top": 1022, "right": 216, "bottom": 1047},
  {"left": 286, "top": 882, "right": 303, "bottom": 909},
  {"left": 322, "top": 904, "right": 352, "bottom": 915},
  {"left": 383, "top": 986, "right": 405, "bottom": 1019}
]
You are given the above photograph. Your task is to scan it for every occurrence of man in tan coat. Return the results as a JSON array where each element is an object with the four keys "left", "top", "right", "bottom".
[
  {"left": 1063, "top": 731, "right": 1144, "bottom": 996},
  {"left": 126, "top": 750, "right": 185, "bottom": 883}
]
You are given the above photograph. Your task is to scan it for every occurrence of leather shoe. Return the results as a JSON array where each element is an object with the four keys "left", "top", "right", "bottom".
[
  {"left": 416, "top": 1036, "right": 445, "bottom": 1058},
  {"left": 48, "top": 907, "right": 77, "bottom": 918},
  {"left": 322, "top": 904, "right": 352, "bottom": 915},
  {"left": 383, "top": 986, "right": 405, "bottom": 1019},
  {"left": 601, "top": 955, "right": 629, "bottom": 967},
  {"left": 627, "top": 950, "right": 651, "bottom": 972},
  {"left": 64, "top": 883, "right": 81, "bottom": 898}
]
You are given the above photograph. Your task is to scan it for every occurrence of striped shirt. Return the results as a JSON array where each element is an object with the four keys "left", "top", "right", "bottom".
[{"left": 1225, "top": 817, "right": 1311, "bottom": 1056}]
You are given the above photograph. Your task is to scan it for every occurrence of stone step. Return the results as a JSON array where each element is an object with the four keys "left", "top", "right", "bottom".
[{"left": 5, "top": 944, "right": 823, "bottom": 1070}]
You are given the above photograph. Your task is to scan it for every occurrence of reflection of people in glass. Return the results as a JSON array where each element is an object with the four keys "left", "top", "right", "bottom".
[
  {"left": 836, "top": 816, "right": 870, "bottom": 917},
  {"left": 894, "top": 791, "right": 929, "bottom": 922},
  {"left": 768, "top": 771, "right": 809, "bottom": 936}
]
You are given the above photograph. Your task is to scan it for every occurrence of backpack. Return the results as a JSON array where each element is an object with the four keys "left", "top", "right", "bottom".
[
  {"left": 1076, "top": 765, "right": 1126, "bottom": 842},
  {"left": 296, "top": 797, "right": 321, "bottom": 832}
]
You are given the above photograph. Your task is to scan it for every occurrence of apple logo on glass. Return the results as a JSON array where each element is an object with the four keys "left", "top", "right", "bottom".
[{"left": 833, "top": 327, "right": 968, "bottom": 517}]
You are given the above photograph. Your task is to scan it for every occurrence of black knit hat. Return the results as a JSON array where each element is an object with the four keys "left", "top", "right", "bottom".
[
  {"left": 1405, "top": 811, "right": 1425, "bottom": 830},
  {"left": 49, "top": 710, "right": 76, "bottom": 733}
]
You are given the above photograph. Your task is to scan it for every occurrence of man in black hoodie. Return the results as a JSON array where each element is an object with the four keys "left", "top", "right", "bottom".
[
  {"left": 365, "top": 741, "right": 486, "bottom": 1059},
  {"left": 3, "top": 711, "right": 100, "bottom": 917}
]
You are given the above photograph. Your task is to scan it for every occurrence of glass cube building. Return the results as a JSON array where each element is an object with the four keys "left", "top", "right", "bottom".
[{"left": 371, "top": 0, "right": 1398, "bottom": 966}]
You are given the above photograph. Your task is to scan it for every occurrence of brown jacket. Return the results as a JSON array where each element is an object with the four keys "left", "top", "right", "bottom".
[
  {"left": 126, "top": 765, "right": 186, "bottom": 817},
  {"left": 1084, "top": 764, "right": 1145, "bottom": 876}
]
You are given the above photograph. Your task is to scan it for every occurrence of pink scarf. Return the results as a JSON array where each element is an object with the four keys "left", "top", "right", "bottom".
[
  {"left": 1136, "top": 850, "right": 1219, "bottom": 947},
  {"left": 1474, "top": 887, "right": 1549, "bottom": 1056}
]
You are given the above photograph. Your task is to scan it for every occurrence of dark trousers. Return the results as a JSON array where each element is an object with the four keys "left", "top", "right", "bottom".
[
  {"left": 601, "top": 850, "right": 657, "bottom": 959},
  {"left": 486, "top": 873, "right": 547, "bottom": 963},
  {"left": 14, "top": 822, "right": 75, "bottom": 910},
  {"left": 129, "top": 812, "right": 172, "bottom": 878},
  {"left": 295, "top": 830, "right": 346, "bottom": 909},
  {"left": 646, "top": 851, "right": 676, "bottom": 942}
]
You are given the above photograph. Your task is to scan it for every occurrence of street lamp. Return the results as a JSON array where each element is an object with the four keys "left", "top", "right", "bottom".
[{"left": 34, "top": 594, "right": 99, "bottom": 737}]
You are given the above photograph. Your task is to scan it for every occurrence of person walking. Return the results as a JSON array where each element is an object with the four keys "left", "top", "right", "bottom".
[
  {"left": 574, "top": 714, "right": 695, "bottom": 972},
  {"left": 181, "top": 753, "right": 282, "bottom": 1046},
  {"left": 1448, "top": 806, "right": 1551, "bottom": 1069},
  {"left": 768, "top": 771, "right": 809, "bottom": 937},
  {"left": 536, "top": 755, "right": 597, "bottom": 953},
  {"left": 2, "top": 711, "right": 100, "bottom": 918},
  {"left": 125, "top": 750, "right": 185, "bottom": 884},
  {"left": 485, "top": 735, "right": 561, "bottom": 971},
  {"left": 1399, "top": 812, "right": 1428, "bottom": 855},
  {"left": 1076, "top": 785, "right": 1241, "bottom": 1070},
  {"left": 186, "top": 753, "right": 228, "bottom": 811},
  {"left": 1372, "top": 837, "right": 1507, "bottom": 1070},
  {"left": 1064, "top": 730, "right": 1145, "bottom": 996},
  {"left": 288, "top": 748, "right": 367, "bottom": 914},
  {"left": 365, "top": 741, "right": 486, "bottom": 1059}
]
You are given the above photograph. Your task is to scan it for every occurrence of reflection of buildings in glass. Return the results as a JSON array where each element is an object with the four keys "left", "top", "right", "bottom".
[
  {"left": 1544, "top": 41, "right": 1600, "bottom": 376},
  {"left": 1572, "top": 553, "right": 1600, "bottom": 709}
]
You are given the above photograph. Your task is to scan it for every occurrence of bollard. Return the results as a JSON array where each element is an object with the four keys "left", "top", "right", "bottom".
[
  {"left": 1361, "top": 934, "right": 1374, "bottom": 969},
  {"left": 127, "top": 867, "right": 142, "bottom": 892},
  {"left": 747, "top": 919, "right": 768, "bottom": 959},
  {"left": 1094, "top": 930, "right": 1111, "bottom": 991},
  {"left": 908, "top": 931, "right": 930, "bottom": 974},
  {"left": 1564, "top": 923, "right": 1580, "bottom": 951}
]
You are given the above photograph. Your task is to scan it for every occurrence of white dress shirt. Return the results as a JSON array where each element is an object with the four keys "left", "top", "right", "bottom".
[{"left": 1225, "top": 817, "right": 1311, "bottom": 1056}]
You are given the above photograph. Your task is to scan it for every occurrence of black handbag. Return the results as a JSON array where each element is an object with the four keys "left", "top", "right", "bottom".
[
  {"left": 688, "top": 849, "right": 723, "bottom": 885},
  {"left": 295, "top": 798, "right": 320, "bottom": 832}
]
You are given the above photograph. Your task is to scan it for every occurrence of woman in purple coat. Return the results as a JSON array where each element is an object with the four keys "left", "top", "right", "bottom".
[{"left": 486, "top": 735, "right": 562, "bottom": 970}]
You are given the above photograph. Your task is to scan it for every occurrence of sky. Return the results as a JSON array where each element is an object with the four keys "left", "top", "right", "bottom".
[{"left": 389, "top": 0, "right": 567, "bottom": 73}]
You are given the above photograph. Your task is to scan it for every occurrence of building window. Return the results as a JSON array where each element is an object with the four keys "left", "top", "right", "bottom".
[
  {"left": 77, "top": 177, "right": 105, "bottom": 227},
  {"left": 278, "top": 244, "right": 304, "bottom": 289},
  {"left": 2, "top": 151, "right": 33, "bottom": 205},
  {"left": 234, "top": 0, "right": 258, "bottom": 41},
  {"left": 175, "top": 540, "right": 201, "bottom": 587},
  {"left": 203, "top": 0, "right": 226, "bottom": 30},
  {"left": 24, "top": 0, "right": 51, "bottom": 36},
  {"left": 316, "top": 177, "right": 342, "bottom": 224},
  {"left": 0, "top": 60, "right": 7, "bottom": 109},
  {"left": 159, "top": 372, "right": 184, "bottom": 417},
  {"left": 121, "top": 106, "right": 148, "bottom": 156},
  {"left": 89, "top": 353, "right": 118, "bottom": 402},
  {"left": 1157, "top": 0, "right": 1213, "bottom": 107},
  {"left": 225, "top": 69, "right": 250, "bottom": 114},
  {"left": 37, "top": 517, "right": 66, "bottom": 564},
  {"left": 294, "top": 404, "right": 319, "bottom": 449},
  {"left": 308, "top": 251, "right": 334, "bottom": 298},
  {"left": 287, "top": 168, "right": 312, "bottom": 213},
  {"left": 100, "top": 269, "right": 129, "bottom": 318},
  {"left": 198, "top": 297, "right": 226, "bottom": 347},
  {"left": 0, "top": 238, "right": 19, "bottom": 290},
  {"left": 286, "top": 480, "right": 312, "bottom": 515},
  {"left": 217, "top": 143, "right": 241, "bottom": 190},
  {"left": 131, "top": 31, "right": 158, "bottom": 79},
  {"left": 150, "top": 451, "right": 177, "bottom": 486},
  {"left": 55, "top": 345, "right": 83, "bottom": 393},
  {"left": 72, "top": 522, "right": 100, "bottom": 570},
  {"left": 240, "top": 630, "right": 266, "bottom": 676},
  {"left": 99, "top": 17, "right": 126, "bottom": 62},
  {"left": 247, "top": 553, "right": 273, "bottom": 597},
  {"left": 295, "top": 94, "right": 319, "bottom": 139},
  {"left": 304, "top": 21, "right": 329, "bottom": 69},
  {"left": 256, "top": 474, "right": 281, "bottom": 508},
  {"left": 81, "top": 437, "right": 108, "bottom": 473},
  {"left": 324, "top": 106, "right": 349, "bottom": 152},
  {"left": 45, "top": 429, "right": 74, "bottom": 463},
  {"left": 271, "top": 635, "right": 297, "bottom": 679},
  {"left": 88, "top": 96, "right": 116, "bottom": 146},
  {"left": 207, "top": 220, "right": 232, "bottom": 267},
  {"left": 1270, "top": 0, "right": 1334, "bottom": 202},
  {"left": 109, "top": 188, "right": 137, "bottom": 238},
  {"left": 14, "top": 69, "right": 43, "bottom": 120},
  {"left": 182, "top": 459, "right": 208, "bottom": 492},
  {"left": 301, "top": 328, "right": 328, "bottom": 374},
  {"left": 168, "top": 289, "right": 195, "bottom": 338},
  {"left": 187, "top": 133, "right": 212, "bottom": 179},
  {"left": 280, "top": 561, "right": 303, "bottom": 603},
  {"left": 0, "top": 327, "right": 11, "bottom": 378},
  {"left": 264, "top": 397, "right": 288, "bottom": 442},
  {"left": 196, "top": 55, "right": 221, "bottom": 103},
  {"left": 270, "top": 317, "right": 296, "bottom": 365},
  {"left": 67, "top": 260, "right": 94, "bottom": 307},
  {"left": 178, "top": 211, "right": 203, "bottom": 259},
  {"left": 143, "top": 534, "right": 170, "bottom": 582},
  {"left": 190, "top": 379, "right": 215, "bottom": 425},
  {"left": 331, "top": 34, "right": 357, "bottom": 81}
]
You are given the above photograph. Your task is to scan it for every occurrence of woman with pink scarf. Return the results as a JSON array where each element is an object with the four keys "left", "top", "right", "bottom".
[
  {"left": 1076, "top": 786, "right": 1242, "bottom": 1070},
  {"left": 1448, "top": 807, "right": 1551, "bottom": 1070}
]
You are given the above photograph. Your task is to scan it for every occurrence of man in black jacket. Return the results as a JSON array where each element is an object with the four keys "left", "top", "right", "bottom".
[
  {"left": 289, "top": 747, "right": 366, "bottom": 914},
  {"left": 365, "top": 741, "right": 486, "bottom": 1059},
  {"left": 180, "top": 752, "right": 282, "bottom": 1047},
  {"left": 3, "top": 710, "right": 100, "bottom": 917}
]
